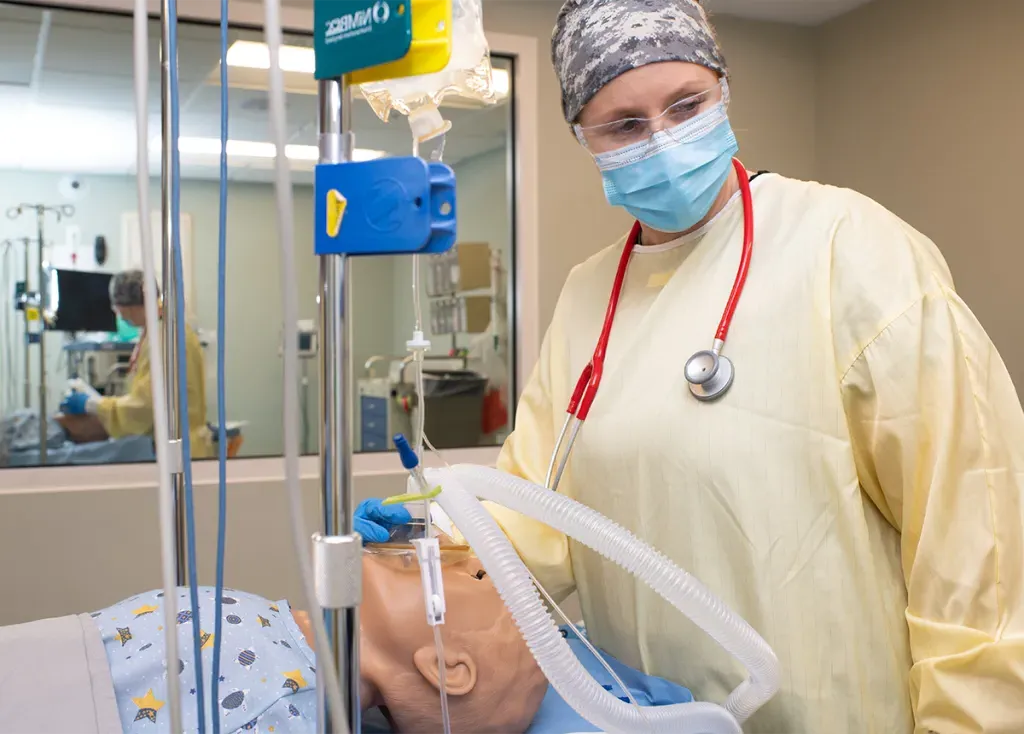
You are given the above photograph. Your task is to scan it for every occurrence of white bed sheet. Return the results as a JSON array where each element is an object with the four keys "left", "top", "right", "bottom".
[{"left": 0, "top": 613, "right": 121, "bottom": 733}]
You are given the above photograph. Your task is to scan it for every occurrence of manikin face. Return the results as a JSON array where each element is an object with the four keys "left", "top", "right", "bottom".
[{"left": 293, "top": 548, "right": 547, "bottom": 733}]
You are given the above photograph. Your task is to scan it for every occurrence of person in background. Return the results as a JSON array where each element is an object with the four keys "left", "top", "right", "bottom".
[{"left": 60, "top": 269, "right": 213, "bottom": 458}]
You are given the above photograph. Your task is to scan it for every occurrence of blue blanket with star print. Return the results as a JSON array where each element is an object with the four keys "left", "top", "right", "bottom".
[{"left": 92, "top": 587, "right": 317, "bottom": 734}]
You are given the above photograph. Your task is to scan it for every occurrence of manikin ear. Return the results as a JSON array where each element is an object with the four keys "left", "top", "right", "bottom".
[{"left": 412, "top": 644, "right": 477, "bottom": 696}]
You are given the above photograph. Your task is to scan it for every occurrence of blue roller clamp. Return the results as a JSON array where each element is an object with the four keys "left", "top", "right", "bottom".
[{"left": 315, "top": 156, "right": 457, "bottom": 257}]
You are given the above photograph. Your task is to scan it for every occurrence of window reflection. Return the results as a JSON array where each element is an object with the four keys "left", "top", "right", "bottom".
[
  {"left": 0, "top": 4, "right": 516, "bottom": 468},
  {"left": 353, "top": 57, "right": 516, "bottom": 452}
]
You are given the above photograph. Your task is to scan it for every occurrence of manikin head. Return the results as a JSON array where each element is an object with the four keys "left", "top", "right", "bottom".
[
  {"left": 109, "top": 268, "right": 151, "bottom": 328},
  {"left": 294, "top": 543, "right": 547, "bottom": 733}
]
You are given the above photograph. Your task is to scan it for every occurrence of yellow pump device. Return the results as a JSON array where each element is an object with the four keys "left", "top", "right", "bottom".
[{"left": 348, "top": 0, "right": 453, "bottom": 85}]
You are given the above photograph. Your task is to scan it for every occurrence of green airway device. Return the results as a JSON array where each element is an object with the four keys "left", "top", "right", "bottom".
[{"left": 313, "top": 0, "right": 413, "bottom": 79}]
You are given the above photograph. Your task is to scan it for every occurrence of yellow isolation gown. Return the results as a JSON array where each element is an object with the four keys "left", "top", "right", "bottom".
[
  {"left": 491, "top": 174, "right": 1024, "bottom": 734},
  {"left": 94, "top": 325, "right": 213, "bottom": 459}
]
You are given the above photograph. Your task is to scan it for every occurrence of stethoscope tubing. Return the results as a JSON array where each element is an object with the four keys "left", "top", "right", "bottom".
[{"left": 546, "top": 158, "right": 755, "bottom": 491}]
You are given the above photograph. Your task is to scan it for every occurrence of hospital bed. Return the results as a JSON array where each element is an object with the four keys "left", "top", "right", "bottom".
[
  {"left": 0, "top": 409, "right": 246, "bottom": 467},
  {"left": 0, "top": 614, "right": 539, "bottom": 733},
  {"left": 4, "top": 434, "right": 157, "bottom": 467},
  {"left": 0, "top": 613, "right": 688, "bottom": 734},
  {"left": 0, "top": 409, "right": 154, "bottom": 466}
]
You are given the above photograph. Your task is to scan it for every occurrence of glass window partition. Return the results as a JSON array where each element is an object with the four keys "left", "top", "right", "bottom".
[{"left": 0, "top": 2, "right": 517, "bottom": 468}]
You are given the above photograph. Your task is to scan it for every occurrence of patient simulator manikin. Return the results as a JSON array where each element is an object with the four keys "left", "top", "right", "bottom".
[
  {"left": 342, "top": 540, "right": 547, "bottom": 732},
  {"left": 90, "top": 539, "right": 546, "bottom": 734}
]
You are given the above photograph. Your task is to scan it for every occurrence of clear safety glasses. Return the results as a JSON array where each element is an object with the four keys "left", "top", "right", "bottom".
[{"left": 574, "top": 79, "right": 730, "bottom": 155}]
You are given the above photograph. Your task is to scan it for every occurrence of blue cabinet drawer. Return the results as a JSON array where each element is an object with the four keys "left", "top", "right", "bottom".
[
  {"left": 360, "top": 396, "right": 388, "bottom": 420},
  {"left": 361, "top": 435, "right": 388, "bottom": 452}
]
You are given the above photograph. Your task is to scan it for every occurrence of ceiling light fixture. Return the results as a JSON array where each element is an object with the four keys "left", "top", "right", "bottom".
[
  {"left": 177, "top": 137, "right": 385, "bottom": 162},
  {"left": 226, "top": 39, "right": 315, "bottom": 74}
]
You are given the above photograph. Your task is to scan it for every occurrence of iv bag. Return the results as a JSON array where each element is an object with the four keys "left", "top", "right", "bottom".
[{"left": 359, "top": 0, "right": 495, "bottom": 129}]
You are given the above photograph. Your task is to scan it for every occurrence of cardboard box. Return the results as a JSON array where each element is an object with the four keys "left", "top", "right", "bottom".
[
  {"left": 461, "top": 295, "right": 491, "bottom": 333},
  {"left": 454, "top": 242, "right": 491, "bottom": 292}
]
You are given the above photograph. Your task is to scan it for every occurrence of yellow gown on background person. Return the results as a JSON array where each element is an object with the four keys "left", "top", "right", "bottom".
[
  {"left": 490, "top": 174, "right": 1024, "bottom": 734},
  {"left": 93, "top": 325, "right": 213, "bottom": 459}
]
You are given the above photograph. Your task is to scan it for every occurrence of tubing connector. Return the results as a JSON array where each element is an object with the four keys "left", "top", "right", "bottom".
[
  {"left": 412, "top": 536, "right": 446, "bottom": 626},
  {"left": 407, "top": 330, "right": 431, "bottom": 353},
  {"left": 409, "top": 103, "right": 452, "bottom": 145}
]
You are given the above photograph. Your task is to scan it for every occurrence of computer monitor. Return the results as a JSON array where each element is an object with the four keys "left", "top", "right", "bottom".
[{"left": 45, "top": 268, "right": 117, "bottom": 333}]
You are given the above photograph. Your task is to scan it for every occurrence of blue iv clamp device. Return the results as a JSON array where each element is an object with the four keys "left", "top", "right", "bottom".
[{"left": 315, "top": 156, "right": 457, "bottom": 256}]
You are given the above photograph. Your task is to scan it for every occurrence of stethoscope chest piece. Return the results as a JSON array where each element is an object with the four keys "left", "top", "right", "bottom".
[{"left": 684, "top": 349, "right": 735, "bottom": 402}]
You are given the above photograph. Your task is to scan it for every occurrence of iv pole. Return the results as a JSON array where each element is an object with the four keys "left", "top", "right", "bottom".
[
  {"left": 160, "top": 0, "right": 188, "bottom": 586},
  {"left": 1, "top": 236, "right": 34, "bottom": 408},
  {"left": 317, "top": 75, "right": 361, "bottom": 734},
  {"left": 5, "top": 203, "right": 74, "bottom": 466}
]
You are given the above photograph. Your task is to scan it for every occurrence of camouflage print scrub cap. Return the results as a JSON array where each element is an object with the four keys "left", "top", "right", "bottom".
[
  {"left": 109, "top": 269, "right": 146, "bottom": 307},
  {"left": 552, "top": 0, "right": 728, "bottom": 123}
]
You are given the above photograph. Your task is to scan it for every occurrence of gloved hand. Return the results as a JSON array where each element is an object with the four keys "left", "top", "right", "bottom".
[
  {"left": 354, "top": 498, "right": 412, "bottom": 544},
  {"left": 67, "top": 378, "right": 100, "bottom": 400},
  {"left": 60, "top": 391, "right": 96, "bottom": 416}
]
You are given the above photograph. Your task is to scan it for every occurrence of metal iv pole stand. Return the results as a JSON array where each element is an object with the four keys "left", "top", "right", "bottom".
[
  {"left": 32, "top": 207, "right": 48, "bottom": 466},
  {"left": 317, "top": 76, "right": 361, "bottom": 734},
  {"left": 0, "top": 236, "right": 33, "bottom": 409},
  {"left": 160, "top": 0, "right": 188, "bottom": 587},
  {"left": 21, "top": 237, "right": 31, "bottom": 409},
  {"left": 5, "top": 204, "right": 74, "bottom": 466}
]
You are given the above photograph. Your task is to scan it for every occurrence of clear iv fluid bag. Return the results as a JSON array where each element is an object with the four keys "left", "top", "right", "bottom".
[{"left": 360, "top": 0, "right": 494, "bottom": 123}]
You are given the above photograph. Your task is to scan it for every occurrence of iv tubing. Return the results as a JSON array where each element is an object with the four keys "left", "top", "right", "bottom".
[
  {"left": 431, "top": 464, "right": 781, "bottom": 733},
  {"left": 261, "top": 0, "right": 349, "bottom": 730},
  {"left": 524, "top": 565, "right": 645, "bottom": 716},
  {"left": 432, "top": 626, "right": 453, "bottom": 734},
  {"left": 132, "top": 0, "right": 181, "bottom": 730},
  {"left": 166, "top": 2, "right": 207, "bottom": 727},
  {"left": 210, "top": 0, "right": 230, "bottom": 725},
  {"left": 412, "top": 260, "right": 427, "bottom": 465}
]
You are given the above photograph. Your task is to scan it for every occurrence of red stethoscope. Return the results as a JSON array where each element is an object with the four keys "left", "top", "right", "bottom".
[{"left": 545, "top": 158, "right": 755, "bottom": 490}]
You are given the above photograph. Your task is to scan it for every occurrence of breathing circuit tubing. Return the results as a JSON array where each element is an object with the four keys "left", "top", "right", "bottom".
[
  {"left": 429, "top": 464, "right": 781, "bottom": 733},
  {"left": 209, "top": 0, "right": 230, "bottom": 726},
  {"left": 131, "top": 0, "right": 181, "bottom": 730},
  {"left": 163, "top": 0, "right": 208, "bottom": 728}
]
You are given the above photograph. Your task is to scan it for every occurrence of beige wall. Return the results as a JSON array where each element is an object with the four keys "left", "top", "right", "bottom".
[
  {"left": 816, "top": 0, "right": 1024, "bottom": 388},
  {"left": 482, "top": 2, "right": 819, "bottom": 330},
  {"left": 0, "top": 468, "right": 406, "bottom": 625}
]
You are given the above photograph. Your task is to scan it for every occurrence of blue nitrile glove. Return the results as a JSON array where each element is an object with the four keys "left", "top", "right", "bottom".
[
  {"left": 354, "top": 498, "right": 412, "bottom": 544},
  {"left": 60, "top": 391, "right": 92, "bottom": 416}
]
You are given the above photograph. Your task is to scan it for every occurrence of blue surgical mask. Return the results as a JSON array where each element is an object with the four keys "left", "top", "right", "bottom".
[
  {"left": 594, "top": 103, "right": 739, "bottom": 233},
  {"left": 116, "top": 314, "right": 141, "bottom": 341}
]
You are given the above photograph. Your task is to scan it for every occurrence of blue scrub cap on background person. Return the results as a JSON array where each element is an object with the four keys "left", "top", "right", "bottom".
[
  {"left": 552, "top": 0, "right": 729, "bottom": 123},
  {"left": 109, "top": 269, "right": 148, "bottom": 307}
]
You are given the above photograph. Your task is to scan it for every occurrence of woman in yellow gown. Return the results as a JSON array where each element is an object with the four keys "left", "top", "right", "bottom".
[{"left": 59, "top": 269, "right": 213, "bottom": 458}]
